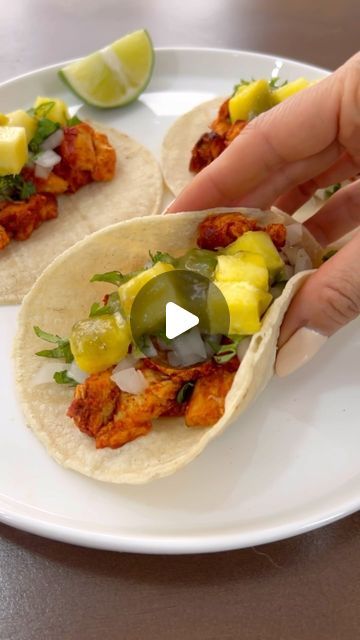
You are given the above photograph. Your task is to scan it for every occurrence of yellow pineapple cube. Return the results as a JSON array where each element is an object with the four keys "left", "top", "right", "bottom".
[
  {"left": 216, "top": 281, "right": 272, "bottom": 335},
  {"left": 229, "top": 79, "right": 274, "bottom": 123},
  {"left": 33, "top": 96, "right": 69, "bottom": 126},
  {"left": 0, "top": 127, "right": 28, "bottom": 176},
  {"left": 215, "top": 252, "right": 269, "bottom": 290},
  {"left": 6, "top": 109, "right": 37, "bottom": 142},
  {"left": 272, "top": 78, "right": 310, "bottom": 104},
  {"left": 0, "top": 113, "right": 9, "bottom": 125},
  {"left": 223, "top": 231, "right": 284, "bottom": 281},
  {"left": 118, "top": 262, "right": 175, "bottom": 319}
]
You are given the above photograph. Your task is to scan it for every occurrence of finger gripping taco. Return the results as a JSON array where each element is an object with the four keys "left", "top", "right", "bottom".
[{"left": 15, "top": 207, "right": 322, "bottom": 483}]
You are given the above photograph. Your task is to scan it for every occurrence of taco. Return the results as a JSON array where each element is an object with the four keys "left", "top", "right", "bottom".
[
  {"left": 161, "top": 77, "right": 314, "bottom": 196},
  {"left": 14, "top": 207, "right": 322, "bottom": 484},
  {"left": 0, "top": 97, "right": 163, "bottom": 303}
]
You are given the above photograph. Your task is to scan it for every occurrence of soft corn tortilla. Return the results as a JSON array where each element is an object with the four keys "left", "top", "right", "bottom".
[
  {"left": 161, "top": 97, "right": 223, "bottom": 196},
  {"left": 1, "top": 123, "right": 163, "bottom": 304},
  {"left": 15, "top": 207, "right": 322, "bottom": 484}
]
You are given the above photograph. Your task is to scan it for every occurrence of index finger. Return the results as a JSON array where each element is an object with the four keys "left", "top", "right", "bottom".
[{"left": 168, "top": 65, "right": 344, "bottom": 213}]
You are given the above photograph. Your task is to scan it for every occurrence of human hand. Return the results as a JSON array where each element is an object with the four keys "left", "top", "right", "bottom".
[{"left": 168, "top": 53, "right": 360, "bottom": 375}]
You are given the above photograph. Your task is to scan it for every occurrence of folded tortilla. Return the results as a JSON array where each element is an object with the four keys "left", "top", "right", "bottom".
[
  {"left": 1, "top": 123, "right": 163, "bottom": 304},
  {"left": 14, "top": 207, "right": 322, "bottom": 484},
  {"left": 161, "top": 97, "right": 223, "bottom": 195}
]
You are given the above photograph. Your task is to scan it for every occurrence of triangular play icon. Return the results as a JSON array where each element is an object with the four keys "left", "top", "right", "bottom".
[{"left": 165, "top": 302, "right": 199, "bottom": 340}]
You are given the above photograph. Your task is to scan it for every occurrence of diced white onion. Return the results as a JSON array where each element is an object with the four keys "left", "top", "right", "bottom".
[
  {"left": 285, "top": 223, "right": 303, "bottom": 246},
  {"left": 35, "top": 149, "right": 61, "bottom": 168},
  {"left": 34, "top": 164, "right": 52, "bottom": 179},
  {"left": 32, "top": 361, "right": 66, "bottom": 385},
  {"left": 283, "top": 264, "right": 295, "bottom": 280},
  {"left": 40, "top": 128, "right": 64, "bottom": 151},
  {"left": 237, "top": 337, "right": 251, "bottom": 361},
  {"left": 282, "top": 245, "right": 299, "bottom": 266},
  {"left": 167, "top": 327, "right": 207, "bottom": 367},
  {"left": 112, "top": 354, "right": 140, "bottom": 373},
  {"left": 294, "top": 248, "right": 313, "bottom": 273},
  {"left": 67, "top": 361, "right": 88, "bottom": 384},
  {"left": 111, "top": 367, "right": 148, "bottom": 394}
]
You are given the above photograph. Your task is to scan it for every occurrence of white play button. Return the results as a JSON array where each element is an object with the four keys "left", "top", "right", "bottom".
[{"left": 165, "top": 302, "right": 199, "bottom": 340}]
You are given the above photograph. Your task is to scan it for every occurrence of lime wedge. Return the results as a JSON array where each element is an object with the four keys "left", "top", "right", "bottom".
[{"left": 59, "top": 29, "right": 154, "bottom": 108}]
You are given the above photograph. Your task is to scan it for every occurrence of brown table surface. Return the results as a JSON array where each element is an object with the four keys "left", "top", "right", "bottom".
[{"left": 1, "top": 1, "right": 359, "bottom": 638}]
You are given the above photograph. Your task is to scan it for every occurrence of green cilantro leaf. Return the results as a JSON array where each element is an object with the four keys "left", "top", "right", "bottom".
[
  {"left": 29, "top": 118, "right": 60, "bottom": 154},
  {"left": 89, "top": 292, "right": 121, "bottom": 317},
  {"left": 324, "top": 183, "right": 341, "bottom": 199},
  {"left": 176, "top": 381, "right": 195, "bottom": 404},
  {"left": 149, "top": 250, "right": 178, "bottom": 266},
  {"left": 34, "top": 325, "right": 73, "bottom": 363},
  {"left": 268, "top": 77, "right": 288, "bottom": 89},
  {"left": 67, "top": 115, "right": 82, "bottom": 126},
  {"left": 53, "top": 370, "right": 78, "bottom": 386},
  {"left": 27, "top": 101, "right": 56, "bottom": 119},
  {"left": 90, "top": 270, "right": 131, "bottom": 287},
  {"left": 0, "top": 175, "right": 36, "bottom": 202},
  {"left": 214, "top": 335, "right": 244, "bottom": 364}
]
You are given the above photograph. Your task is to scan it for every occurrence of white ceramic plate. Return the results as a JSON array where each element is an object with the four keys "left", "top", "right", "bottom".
[{"left": 1, "top": 48, "right": 359, "bottom": 554}]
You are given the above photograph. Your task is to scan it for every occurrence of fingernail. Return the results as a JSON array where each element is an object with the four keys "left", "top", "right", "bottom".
[{"left": 275, "top": 327, "right": 328, "bottom": 377}]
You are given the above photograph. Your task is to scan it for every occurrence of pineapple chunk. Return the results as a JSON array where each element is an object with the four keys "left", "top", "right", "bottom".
[
  {"left": 0, "top": 113, "right": 9, "bottom": 125},
  {"left": 33, "top": 96, "right": 69, "bottom": 126},
  {"left": 215, "top": 252, "right": 269, "bottom": 290},
  {"left": 119, "top": 262, "right": 175, "bottom": 319},
  {"left": 223, "top": 231, "right": 284, "bottom": 281},
  {"left": 216, "top": 281, "right": 272, "bottom": 335},
  {"left": 6, "top": 109, "right": 37, "bottom": 142},
  {"left": 0, "top": 127, "right": 28, "bottom": 176},
  {"left": 272, "top": 78, "right": 310, "bottom": 104},
  {"left": 229, "top": 79, "right": 274, "bottom": 123}
]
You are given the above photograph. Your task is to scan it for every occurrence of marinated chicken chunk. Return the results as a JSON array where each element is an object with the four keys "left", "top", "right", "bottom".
[
  {"left": 190, "top": 98, "right": 246, "bottom": 173},
  {"left": 185, "top": 369, "right": 235, "bottom": 427},
  {"left": 0, "top": 225, "right": 10, "bottom": 250},
  {"left": 0, "top": 193, "right": 57, "bottom": 241},
  {"left": 197, "top": 213, "right": 286, "bottom": 250}
]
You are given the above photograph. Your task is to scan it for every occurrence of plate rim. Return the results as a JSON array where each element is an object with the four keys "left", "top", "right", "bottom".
[{"left": 1, "top": 46, "right": 354, "bottom": 555}]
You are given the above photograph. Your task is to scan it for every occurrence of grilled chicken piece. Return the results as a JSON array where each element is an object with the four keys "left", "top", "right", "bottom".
[
  {"left": 197, "top": 213, "right": 259, "bottom": 250},
  {"left": 190, "top": 99, "right": 246, "bottom": 173},
  {"left": 67, "top": 369, "right": 120, "bottom": 439},
  {"left": 54, "top": 123, "right": 116, "bottom": 193},
  {"left": 0, "top": 193, "right": 57, "bottom": 244},
  {"left": 92, "top": 131, "right": 117, "bottom": 181},
  {"left": 0, "top": 224, "right": 10, "bottom": 249},
  {"left": 185, "top": 369, "right": 235, "bottom": 427},
  {"left": 189, "top": 131, "right": 226, "bottom": 173},
  {"left": 197, "top": 213, "right": 287, "bottom": 251},
  {"left": 35, "top": 172, "right": 69, "bottom": 195}
]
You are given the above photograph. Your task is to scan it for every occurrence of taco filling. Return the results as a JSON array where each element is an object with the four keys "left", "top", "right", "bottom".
[
  {"left": 189, "top": 78, "right": 312, "bottom": 174},
  {"left": 0, "top": 97, "right": 116, "bottom": 250},
  {"left": 33, "top": 212, "right": 314, "bottom": 451}
]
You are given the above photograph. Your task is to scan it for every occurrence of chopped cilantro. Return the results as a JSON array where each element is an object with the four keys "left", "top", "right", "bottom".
[
  {"left": 67, "top": 115, "right": 82, "bottom": 126},
  {"left": 89, "top": 292, "right": 121, "bottom": 317},
  {"left": 268, "top": 77, "right": 288, "bottom": 89},
  {"left": 214, "top": 335, "right": 244, "bottom": 364},
  {"left": 324, "top": 183, "right": 341, "bottom": 199},
  {"left": 53, "top": 370, "right": 78, "bottom": 386},
  {"left": 149, "top": 250, "right": 178, "bottom": 266},
  {"left": 0, "top": 175, "right": 36, "bottom": 202},
  {"left": 27, "top": 101, "right": 56, "bottom": 119},
  {"left": 176, "top": 381, "right": 195, "bottom": 404},
  {"left": 34, "top": 325, "right": 73, "bottom": 363},
  {"left": 29, "top": 118, "right": 60, "bottom": 154}
]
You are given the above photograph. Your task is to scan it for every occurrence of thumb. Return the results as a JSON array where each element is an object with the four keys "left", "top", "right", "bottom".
[{"left": 276, "top": 230, "right": 360, "bottom": 376}]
